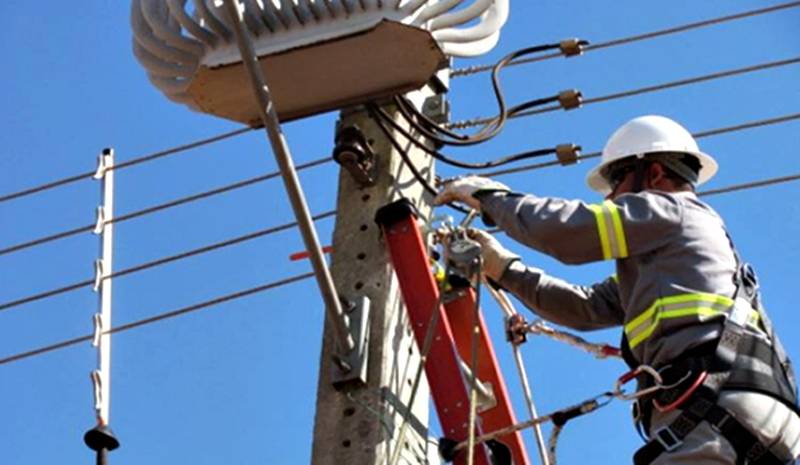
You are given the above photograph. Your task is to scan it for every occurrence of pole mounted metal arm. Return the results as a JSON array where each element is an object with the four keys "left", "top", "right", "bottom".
[{"left": 221, "top": 0, "right": 366, "bottom": 381}]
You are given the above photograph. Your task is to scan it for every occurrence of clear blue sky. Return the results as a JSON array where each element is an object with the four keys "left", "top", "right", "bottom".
[{"left": 1, "top": 1, "right": 799, "bottom": 464}]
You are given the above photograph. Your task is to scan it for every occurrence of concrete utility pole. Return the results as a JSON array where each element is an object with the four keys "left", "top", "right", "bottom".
[{"left": 311, "top": 90, "right": 446, "bottom": 465}]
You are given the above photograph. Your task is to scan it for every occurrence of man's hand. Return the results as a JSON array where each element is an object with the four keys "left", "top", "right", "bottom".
[
  {"left": 467, "top": 228, "right": 519, "bottom": 281},
  {"left": 433, "top": 176, "right": 509, "bottom": 210}
]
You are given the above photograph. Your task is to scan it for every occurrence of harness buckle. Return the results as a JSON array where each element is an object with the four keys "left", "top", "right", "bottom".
[
  {"left": 709, "top": 411, "right": 731, "bottom": 434},
  {"left": 653, "top": 426, "right": 683, "bottom": 453}
]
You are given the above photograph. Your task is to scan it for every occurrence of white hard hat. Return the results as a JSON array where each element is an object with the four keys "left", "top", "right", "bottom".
[{"left": 586, "top": 115, "right": 718, "bottom": 194}]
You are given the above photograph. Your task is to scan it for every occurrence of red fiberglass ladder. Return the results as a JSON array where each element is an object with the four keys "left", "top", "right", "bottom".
[{"left": 375, "top": 199, "right": 530, "bottom": 465}]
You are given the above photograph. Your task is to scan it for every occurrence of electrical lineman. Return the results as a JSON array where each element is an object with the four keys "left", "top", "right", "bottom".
[{"left": 435, "top": 115, "right": 800, "bottom": 464}]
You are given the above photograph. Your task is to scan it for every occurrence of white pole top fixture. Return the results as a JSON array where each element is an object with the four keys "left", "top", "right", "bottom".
[{"left": 131, "top": 0, "right": 509, "bottom": 123}]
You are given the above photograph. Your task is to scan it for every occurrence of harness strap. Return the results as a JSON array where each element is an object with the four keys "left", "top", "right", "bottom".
[{"left": 633, "top": 389, "right": 788, "bottom": 465}]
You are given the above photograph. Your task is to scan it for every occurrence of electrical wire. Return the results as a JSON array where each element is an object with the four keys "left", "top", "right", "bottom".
[
  {"left": 367, "top": 104, "right": 470, "bottom": 214},
  {"left": 4, "top": 113, "right": 797, "bottom": 312},
  {"left": 371, "top": 104, "right": 558, "bottom": 170},
  {"left": 700, "top": 172, "right": 800, "bottom": 197},
  {"left": 0, "top": 156, "right": 331, "bottom": 257},
  {"left": 2, "top": 171, "right": 797, "bottom": 367},
  {"left": 0, "top": 127, "right": 254, "bottom": 204},
  {"left": 451, "top": 1, "right": 800, "bottom": 77},
  {"left": 0, "top": 211, "right": 336, "bottom": 312},
  {"left": 396, "top": 43, "right": 580, "bottom": 147},
  {"left": 0, "top": 271, "right": 314, "bottom": 366},
  {"left": 477, "top": 112, "right": 800, "bottom": 178},
  {"left": 449, "top": 56, "right": 800, "bottom": 129}
]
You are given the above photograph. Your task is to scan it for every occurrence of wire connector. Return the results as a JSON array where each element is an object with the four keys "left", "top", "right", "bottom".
[
  {"left": 557, "top": 90, "right": 583, "bottom": 110},
  {"left": 559, "top": 38, "right": 585, "bottom": 57},
  {"left": 555, "top": 144, "right": 581, "bottom": 165}
]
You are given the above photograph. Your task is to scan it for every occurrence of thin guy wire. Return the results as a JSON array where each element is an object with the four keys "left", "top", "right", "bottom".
[
  {"left": 2, "top": 172, "right": 799, "bottom": 366},
  {"left": 0, "top": 272, "right": 315, "bottom": 366},
  {"left": 0, "top": 210, "right": 336, "bottom": 312},
  {"left": 0, "top": 127, "right": 254, "bottom": 204},
  {"left": 478, "top": 112, "right": 800, "bottom": 178},
  {"left": 0, "top": 156, "right": 330, "bottom": 257},
  {"left": 451, "top": 1, "right": 800, "bottom": 77},
  {"left": 449, "top": 56, "right": 800, "bottom": 129}
]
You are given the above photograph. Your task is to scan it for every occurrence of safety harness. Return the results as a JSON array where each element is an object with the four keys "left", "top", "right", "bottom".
[{"left": 621, "top": 259, "right": 799, "bottom": 465}]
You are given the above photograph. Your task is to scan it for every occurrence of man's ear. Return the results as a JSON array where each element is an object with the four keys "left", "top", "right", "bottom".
[{"left": 647, "top": 162, "right": 668, "bottom": 188}]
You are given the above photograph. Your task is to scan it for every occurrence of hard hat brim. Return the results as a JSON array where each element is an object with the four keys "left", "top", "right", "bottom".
[{"left": 586, "top": 150, "right": 718, "bottom": 195}]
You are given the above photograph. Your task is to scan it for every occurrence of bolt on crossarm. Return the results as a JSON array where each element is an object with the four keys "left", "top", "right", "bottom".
[{"left": 221, "top": 0, "right": 355, "bottom": 355}]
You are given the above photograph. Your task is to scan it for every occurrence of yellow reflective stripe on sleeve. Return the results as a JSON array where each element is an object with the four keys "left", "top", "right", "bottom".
[
  {"left": 588, "top": 201, "right": 629, "bottom": 260},
  {"left": 607, "top": 201, "right": 629, "bottom": 258},
  {"left": 588, "top": 204, "right": 612, "bottom": 260},
  {"left": 624, "top": 293, "right": 735, "bottom": 349}
]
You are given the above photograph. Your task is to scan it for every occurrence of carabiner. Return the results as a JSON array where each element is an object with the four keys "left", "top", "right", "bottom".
[{"left": 613, "top": 365, "right": 664, "bottom": 401}]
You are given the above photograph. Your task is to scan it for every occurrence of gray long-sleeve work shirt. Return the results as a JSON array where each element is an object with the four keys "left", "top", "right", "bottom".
[{"left": 479, "top": 189, "right": 749, "bottom": 368}]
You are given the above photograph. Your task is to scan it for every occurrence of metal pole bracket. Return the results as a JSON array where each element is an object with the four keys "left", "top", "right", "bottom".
[{"left": 332, "top": 295, "right": 371, "bottom": 390}]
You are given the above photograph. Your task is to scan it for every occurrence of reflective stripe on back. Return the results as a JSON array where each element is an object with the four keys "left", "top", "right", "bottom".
[{"left": 625, "top": 293, "right": 735, "bottom": 349}]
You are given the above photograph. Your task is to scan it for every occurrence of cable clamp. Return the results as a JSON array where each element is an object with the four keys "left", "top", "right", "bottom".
[
  {"left": 93, "top": 259, "right": 105, "bottom": 292},
  {"left": 93, "top": 206, "right": 107, "bottom": 235},
  {"left": 559, "top": 38, "right": 585, "bottom": 57},
  {"left": 92, "top": 313, "right": 104, "bottom": 347},
  {"left": 555, "top": 144, "right": 580, "bottom": 165},
  {"left": 93, "top": 148, "right": 114, "bottom": 180},
  {"left": 557, "top": 89, "right": 583, "bottom": 110},
  {"left": 91, "top": 369, "right": 103, "bottom": 411},
  {"left": 505, "top": 313, "right": 528, "bottom": 345}
]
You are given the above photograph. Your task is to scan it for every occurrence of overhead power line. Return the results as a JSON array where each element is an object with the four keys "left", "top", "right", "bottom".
[
  {"left": 479, "top": 112, "right": 800, "bottom": 178},
  {"left": 3, "top": 110, "right": 798, "bottom": 259},
  {"left": 452, "top": 1, "right": 800, "bottom": 77},
  {"left": 0, "top": 156, "right": 330, "bottom": 257},
  {"left": 0, "top": 211, "right": 336, "bottom": 312},
  {"left": 700, "top": 173, "right": 800, "bottom": 197},
  {"left": 0, "top": 127, "right": 254, "bottom": 205},
  {"left": 449, "top": 56, "right": 800, "bottom": 129},
  {"left": 3, "top": 169, "right": 799, "bottom": 367},
  {"left": 0, "top": 272, "right": 314, "bottom": 366}
]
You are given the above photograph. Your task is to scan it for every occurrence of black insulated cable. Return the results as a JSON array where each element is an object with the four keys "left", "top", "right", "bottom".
[
  {"left": 395, "top": 41, "right": 586, "bottom": 147},
  {"left": 371, "top": 105, "right": 563, "bottom": 170}
]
